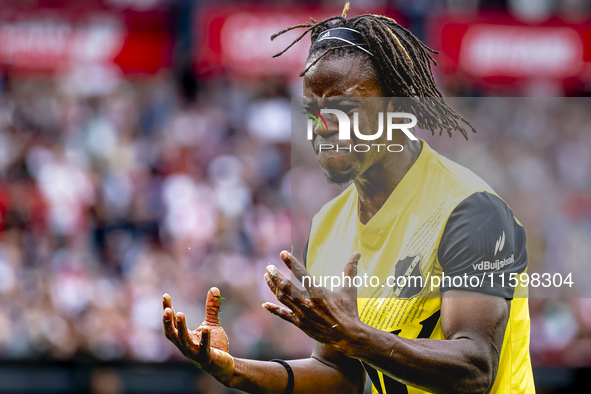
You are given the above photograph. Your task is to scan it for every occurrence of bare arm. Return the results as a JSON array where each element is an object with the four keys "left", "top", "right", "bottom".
[
  {"left": 339, "top": 291, "right": 509, "bottom": 394},
  {"left": 229, "top": 343, "right": 365, "bottom": 394}
]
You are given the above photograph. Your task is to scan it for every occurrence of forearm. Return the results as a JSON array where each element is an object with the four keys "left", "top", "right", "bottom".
[
  {"left": 227, "top": 357, "right": 363, "bottom": 394},
  {"left": 342, "top": 326, "right": 494, "bottom": 394}
]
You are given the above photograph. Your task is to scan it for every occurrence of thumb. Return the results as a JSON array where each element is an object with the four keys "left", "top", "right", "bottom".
[
  {"left": 343, "top": 252, "right": 361, "bottom": 294},
  {"left": 204, "top": 287, "right": 223, "bottom": 325}
]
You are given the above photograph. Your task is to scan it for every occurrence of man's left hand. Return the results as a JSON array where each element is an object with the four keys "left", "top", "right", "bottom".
[{"left": 263, "top": 251, "right": 363, "bottom": 351}]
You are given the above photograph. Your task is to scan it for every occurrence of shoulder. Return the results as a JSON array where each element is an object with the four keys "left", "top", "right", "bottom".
[
  {"left": 419, "top": 142, "right": 498, "bottom": 208},
  {"left": 445, "top": 192, "right": 518, "bottom": 231},
  {"left": 430, "top": 147, "right": 493, "bottom": 194},
  {"left": 437, "top": 192, "right": 527, "bottom": 298},
  {"left": 439, "top": 192, "right": 526, "bottom": 262}
]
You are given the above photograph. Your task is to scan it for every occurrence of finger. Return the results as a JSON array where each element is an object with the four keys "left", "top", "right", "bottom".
[
  {"left": 264, "top": 271, "right": 303, "bottom": 312},
  {"left": 265, "top": 265, "right": 305, "bottom": 298},
  {"left": 200, "top": 326, "right": 210, "bottom": 347},
  {"left": 279, "top": 251, "right": 317, "bottom": 291},
  {"left": 204, "top": 287, "right": 222, "bottom": 326},
  {"left": 163, "top": 294, "right": 177, "bottom": 330},
  {"left": 262, "top": 302, "right": 299, "bottom": 325},
  {"left": 163, "top": 307, "right": 178, "bottom": 342},
  {"left": 176, "top": 312, "right": 197, "bottom": 355},
  {"left": 163, "top": 308, "right": 184, "bottom": 355},
  {"left": 280, "top": 251, "right": 326, "bottom": 296},
  {"left": 342, "top": 252, "right": 361, "bottom": 296},
  {"left": 199, "top": 326, "right": 213, "bottom": 359}
]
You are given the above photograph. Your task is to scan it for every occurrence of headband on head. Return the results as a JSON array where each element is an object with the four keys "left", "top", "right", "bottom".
[{"left": 312, "top": 27, "right": 374, "bottom": 56}]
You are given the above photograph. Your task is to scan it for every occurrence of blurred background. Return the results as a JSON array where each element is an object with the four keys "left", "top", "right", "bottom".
[{"left": 0, "top": 0, "right": 590, "bottom": 393}]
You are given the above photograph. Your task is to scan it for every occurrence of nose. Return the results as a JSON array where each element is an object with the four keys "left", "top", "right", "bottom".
[{"left": 315, "top": 112, "right": 340, "bottom": 139}]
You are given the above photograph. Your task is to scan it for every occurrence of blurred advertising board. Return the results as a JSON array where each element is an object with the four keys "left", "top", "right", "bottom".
[
  {"left": 429, "top": 13, "right": 591, "bottom": 92},
  {"left": 0, "top": 6, "right": 171, "bottom": 75},
  {"left": 194, "top": 4, "right": 405, "bottom": 78}
]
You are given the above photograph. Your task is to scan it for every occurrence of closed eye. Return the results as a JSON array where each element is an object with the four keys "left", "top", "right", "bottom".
[
  {"left": 338, "top": 105, "right": 359, "bottom": 114},
  {"left": 303, "top": 103, "right": 320, "bottom": 113}
]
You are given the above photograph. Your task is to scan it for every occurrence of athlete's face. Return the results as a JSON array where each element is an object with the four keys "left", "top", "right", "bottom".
[{"left": 303, "top": 55, "right": 389, "bottom": 185}]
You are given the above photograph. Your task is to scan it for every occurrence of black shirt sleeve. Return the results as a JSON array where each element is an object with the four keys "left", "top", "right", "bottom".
[{"left": 437, "top": 192, "right": 528, "bottom": 299}]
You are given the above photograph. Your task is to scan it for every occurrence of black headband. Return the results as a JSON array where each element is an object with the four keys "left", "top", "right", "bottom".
[{"left": 312, "top": 27, "right": 374, "bottom": 56}]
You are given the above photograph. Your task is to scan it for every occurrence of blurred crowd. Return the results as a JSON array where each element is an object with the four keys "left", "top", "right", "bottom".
[
  {"left": 0, "top": 0, "right": 590, "bottom": 375},
  {"left": 0, "top": 73, "right": 310, "bottom": 364}
]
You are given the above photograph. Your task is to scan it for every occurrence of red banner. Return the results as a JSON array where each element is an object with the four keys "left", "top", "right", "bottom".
[
  {"left": 429, "top": 13, "right": 591, "bottom": 90},
  {"left": 0, "top": 7, "right": 171, "bottom": 75},
  {"left": 195, "top": 5, "right": 405, "bottom": 78}
]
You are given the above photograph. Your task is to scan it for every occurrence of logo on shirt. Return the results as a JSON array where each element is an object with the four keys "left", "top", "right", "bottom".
[
  {"left": 472, "top": 254, "right": 515, "bottom": 271},
  {"left": 494, "top": 231, "right": 505, "bottom": 256},
  {"left": 393, "top": 254, "right": 425, "bottom": 298}
]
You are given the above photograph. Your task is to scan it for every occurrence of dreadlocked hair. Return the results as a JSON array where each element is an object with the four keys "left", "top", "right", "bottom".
[{"left": 270, "top": 3, "right": 476, "bottom": 139}]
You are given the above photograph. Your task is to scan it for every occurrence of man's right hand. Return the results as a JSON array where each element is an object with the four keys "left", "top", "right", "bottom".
[{"left": 162, "top": 288, "right": 235, "bottom": 385}]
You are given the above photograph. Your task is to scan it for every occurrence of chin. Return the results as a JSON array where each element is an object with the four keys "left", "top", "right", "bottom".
[
  {"left": 317, "top": 151, "right": 360, "bottom": 186},
  {"left": 323, "top": 167, "right": 359, "bottom": 186}
]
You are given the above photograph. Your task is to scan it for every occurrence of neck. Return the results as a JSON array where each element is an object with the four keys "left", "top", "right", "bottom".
[{"left": 354, "top": 139, "right": 423, "bottom": 225}]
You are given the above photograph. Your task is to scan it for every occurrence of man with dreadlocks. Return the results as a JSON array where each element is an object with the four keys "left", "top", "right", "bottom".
[{"left": 162, "top": 3, "right": 534, "bottom": 393}]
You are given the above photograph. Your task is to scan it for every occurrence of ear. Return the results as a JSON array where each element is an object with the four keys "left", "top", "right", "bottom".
[
  {"left": 385, "top": 97, "right": 404, "bottom": 125},
  {"left": 386, "top": 97, "right": 397, "bottom": 113}
]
